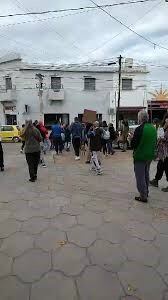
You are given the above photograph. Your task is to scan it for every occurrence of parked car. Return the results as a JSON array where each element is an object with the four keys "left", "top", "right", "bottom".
[
  {"left": 117, "top": 125, "right": 138, "bottom": 149},
  {"left": 0, "top": 125, "right": 21, "bottom": 142}
]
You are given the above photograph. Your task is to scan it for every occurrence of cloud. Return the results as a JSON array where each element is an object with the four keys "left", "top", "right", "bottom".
[{"left": 0, "top": 0, "right": 168, "bottom": 85}]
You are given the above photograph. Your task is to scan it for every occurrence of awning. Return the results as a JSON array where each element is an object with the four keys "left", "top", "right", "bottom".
[{"left": 119, "top": 106, "right": 145, "bottom": 112}]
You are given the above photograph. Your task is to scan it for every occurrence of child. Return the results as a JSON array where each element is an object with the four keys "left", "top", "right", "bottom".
[
  {"left": 0, "top": 137, "right": 4, "bottom": 171},
  {"left": 88, "top": 121, "right": 103, "bottom": 175}
]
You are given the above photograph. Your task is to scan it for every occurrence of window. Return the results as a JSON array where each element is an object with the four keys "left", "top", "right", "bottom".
[
  {"left": 5, "top": 77, "right": 12, "bottom": 90},
  {"left": 51, "top": 77, "right": 61, "bottom": 90},
  {"left": 122, "top": 78, "right": 133, "bottom": 90},
  {"left": 2, "top": 126, "right": 14, "bottom": 131},
  {"left": 84, "top": 77, "right": 96, "bottom": 90}
]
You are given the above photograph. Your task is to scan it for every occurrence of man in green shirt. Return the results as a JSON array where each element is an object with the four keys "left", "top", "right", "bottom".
[{"left": 132, "top": 110, "right": 157, "bottom": 203}]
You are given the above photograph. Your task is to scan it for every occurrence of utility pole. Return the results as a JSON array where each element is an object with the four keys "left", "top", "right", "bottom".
[
  {"left": 116, "top": 55, "right": 122, "bottom": 130},
  {"left": 36, "top": 73, "right": 44, "bottom": 121}
]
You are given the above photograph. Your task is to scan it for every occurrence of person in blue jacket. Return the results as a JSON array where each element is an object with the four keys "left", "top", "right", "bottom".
[
  {"left": 51, "top": 120, "right": 64, "bottom": 154},
  {"left": 70, "top": 117, "right": 82, "bottom": 160}
]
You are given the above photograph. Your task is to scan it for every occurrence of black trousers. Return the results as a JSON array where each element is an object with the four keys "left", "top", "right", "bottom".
[
  {"left": 0, "top": 142, "right": 4, "bottom": 168},
  {"left": 53, "top": 137, "right": 62, "bottom": 154},
  {"left": 26, "top": 152, "right": 40, "bottom": 180},
  {"left": 72, "top": 137, "right": 81, "bottom": 157},
  {"left": 21, "top": 141, "right": 25, "bottom": 151},
  {"left": 155, "top": 158, "right": 168, "bottom": 182}
]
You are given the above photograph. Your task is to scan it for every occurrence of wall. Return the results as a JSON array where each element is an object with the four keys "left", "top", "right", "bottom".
[{"left": 0, "top": 61, "right": 149, "bottom": 126}]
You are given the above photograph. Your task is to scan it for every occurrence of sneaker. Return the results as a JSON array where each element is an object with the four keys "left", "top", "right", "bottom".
[
  {"left": 135, "top": 196, "right": 148, "bottom": 203},
  {"left": 150, "top": 179, "right": 158, "bottom": 187},
  {"left": 162, "top": 186, "right": 168, "bottom": 192},
  {"left": 41, "top": 163, "right": 47, "bottom": 168},
  {"left": 75, "top": 156, "right": 80, "bottom": 161},
  {"left": 96, "top": 170, "right": 103, "bottom": 175},
  {"left": 20, "top": 149, "right": 23, "bottom": 153},
  {"left": 29, "top": 178, "right": 35, "bottom": 182},
  {"left": 85, "top": 161, "right": 90, "bottom": 164}
]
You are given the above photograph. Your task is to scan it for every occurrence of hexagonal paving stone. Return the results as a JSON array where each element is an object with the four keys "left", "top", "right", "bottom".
[
  {"left": 0, "top": 219, "right": 21, "bottom": 238},
  {"left": 126, "top": 221, "right": 156, "bottom": 241},
  {"left": 85, "top": 201, "right": 108, "bottom": 213},
  {"left": 53, "top": 243, "right": 89, "bottom": 276},
  {"left": 51, "top": 214, "right": 76, "bottom": 231},
  {"left": 13, "top": 249, "right": 51, "bottom": 283},
  {"left": 123, "top": 238, "right": 160, "bottom": 267},
  {"left": 67, "top": 225, "right": 97, "bottom": 247},
  {"left": 0, "top": 232, "right": 34, "bottom": 257},
  {"left": 157, "top": 258, "right": 168, "bottom": 284},
  {"left": 31, "top": 272, "right": 77, "bottom": 300},
  {"left": 98, "top": 223, "right": 130, "bottom": 244},
  {"left": 119, "top": 261, "right": 166, "bottom": 300},
  {"left": 77, "top": 211, "right": 103, "bottom": 228},
  {"left": 0, "top": 276, "right": 29, "bottom": 300},
  {"left": 88, "top": 240, "right": 126, "bottom": 272},
  {"left": 35, "top": 229, "right": 66, "bottom": 252},
  {"left": 11, "top": 208, "right": 41, "bottom": 221},
  {"left": 0, "top": 210, "right": 11, "bottom": 223},
  {"left": 154, "top": 234, "right": 168, "bottom": 256},
  {"left": 22, "top": 217, "right": 49, "bottom": 235},
  {"left": 152, "top": 221, "right": 168, "bottom": 235},
  {"left": 0, "top": 252, "right": 12, "bottom": 277},
  {"left": 62, "top": 204, "right": 85, "bottom": 215},
  {"left": 77, "top": 265, "right": 124, "bottom": 300}
]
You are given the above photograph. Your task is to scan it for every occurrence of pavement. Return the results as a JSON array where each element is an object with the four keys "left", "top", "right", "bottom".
[{"left": 0, "top": 143, "right": 168, "bottom": 300}]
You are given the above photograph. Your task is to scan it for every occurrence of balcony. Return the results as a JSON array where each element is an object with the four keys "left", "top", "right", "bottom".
[
  {"left": 48, "top": 87, "right": 64, "bottom": 101},
  {"left": 0, "top": 87, "right": 17, "bottom": 102}
]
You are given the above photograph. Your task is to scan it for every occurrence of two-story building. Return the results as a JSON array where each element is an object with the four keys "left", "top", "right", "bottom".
[{"left": 0, "top": 54, "right": 149, "bottom": 127}]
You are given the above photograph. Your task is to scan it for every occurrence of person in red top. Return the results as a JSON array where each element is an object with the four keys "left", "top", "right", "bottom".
[{"left": 34, "top": 120, "right": 48, "bottom": 167}]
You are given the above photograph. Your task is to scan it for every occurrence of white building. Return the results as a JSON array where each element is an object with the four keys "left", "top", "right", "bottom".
[{"left": 0, "top": 54, "right": 149, "bottom": 127}]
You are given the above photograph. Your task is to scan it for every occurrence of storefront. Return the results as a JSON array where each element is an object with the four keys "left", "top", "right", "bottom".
[
  {"left": 118, "top": 106, "right": 145, "bottom": 125},
  {"left": 147, "top": 100, "right": 168, "bottom": 123}
]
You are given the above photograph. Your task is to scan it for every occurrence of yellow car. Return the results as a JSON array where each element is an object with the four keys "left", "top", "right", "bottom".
[{"left": 0, "top": 125, "right": 21, "bottom": 143}]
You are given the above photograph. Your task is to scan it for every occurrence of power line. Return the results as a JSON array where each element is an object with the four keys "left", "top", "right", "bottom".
[
  {"left": 0, "top": 0, "right": 156, "bottom": 19},
  {"left": 89, "top": 0, "right": 168, "bottom": 52},
  {"left": 84, "top": 0, "right": 162, "bottom": 58}
]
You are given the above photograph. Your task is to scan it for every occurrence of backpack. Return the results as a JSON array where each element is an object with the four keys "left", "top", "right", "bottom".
[{"left": 103, "top": 129, "right": 110, "bottom": 140}]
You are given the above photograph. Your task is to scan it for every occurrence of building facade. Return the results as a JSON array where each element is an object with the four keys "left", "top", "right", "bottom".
[{"left": 0, "top": 55, "right": 149, "bottom": 127}]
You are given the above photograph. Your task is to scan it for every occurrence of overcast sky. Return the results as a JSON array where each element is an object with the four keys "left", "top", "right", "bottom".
[{"left": 0, "top": 0, "right": 168, "bottom": 90}]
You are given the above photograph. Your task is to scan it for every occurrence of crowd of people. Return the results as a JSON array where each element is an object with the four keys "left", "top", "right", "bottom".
[{"left": 0, "top": 111, "right": 168, "bottom": 200}]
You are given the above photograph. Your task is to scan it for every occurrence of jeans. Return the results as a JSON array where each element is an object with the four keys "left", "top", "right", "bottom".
[
  {"left": 102, "top": 139, "right": 108, "bottom": 155},
  {"left": 91, "top": 151, "right": 101, "bottom": 171},
  {"left": 53, "top": 136, "right": 62, "bottom": 154},
  {"left": 26, "top": 152, "right": 40, "bottom": 180},
  {"left": 72, "top": 137, "right": 81, "bottom": 157},
  {"left": 21, "top": 141, "right": 25, "bottom": 151},
  {"left": 134, "top": 161, "right": 151, "bottom": 199},
  {"left": 155, "top": 158, "right": 168, "bottom": 182},
  {"left": 107, "top": 140, "right": 114, "bottom": 154},
  {"left": 0, "top": 142, "right": 4, "bottom": 168}
]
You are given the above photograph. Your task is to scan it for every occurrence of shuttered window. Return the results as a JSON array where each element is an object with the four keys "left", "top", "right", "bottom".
[
  {"left": 122, "top": 78, "right": 133, "bottom": 90},
  {"left": 51, "top": 77, "right": 61, "bottom": 90},
  {"left": 84, "top": 78, "right": 96, "bottom": 90},
  {"left": 5, "top": 77, "right": 12, "bottom": 90}
]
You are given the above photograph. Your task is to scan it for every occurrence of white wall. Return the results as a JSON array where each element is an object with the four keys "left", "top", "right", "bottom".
[{"left": 0, "top": 61, "right": 149, "bottom": 126}]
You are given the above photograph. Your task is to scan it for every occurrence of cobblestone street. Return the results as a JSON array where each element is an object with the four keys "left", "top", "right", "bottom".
[{"left": 0, "top": 143, "right": 168, "bottom": 300}]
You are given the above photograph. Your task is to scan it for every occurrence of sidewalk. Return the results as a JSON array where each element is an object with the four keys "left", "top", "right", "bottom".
[{"left": 0, "top": 144, "right": 168, "bottom": 300}]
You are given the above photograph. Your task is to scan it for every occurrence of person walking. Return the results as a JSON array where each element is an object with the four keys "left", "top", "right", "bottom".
[
  {"left": 64, "top": 124, "right": 71, "bottom": 151},
  {"left": 121, "top": 119, "right": 129, "bottom": 152},
  {"left": 51, "top": 121, "right": 63, "bottom": 155},
  {"left": 108, "top": 123, "right": 116, "bottom": 155},
  {"left": 20, "top": 124, "right": 25, "bottom": 153},
  {"left": 0, "top": 137, "right": 4, "bottom": 171},
  {"left": 150, "top": 115, "right": 168, "bottom": 192},
  {"left": 21, "top": 120, "right": 42, "bottom": 182},
  {"left": 34, "top": 120, "right": 48, "bottom": 167},
  {"left": 85, "top": 123, "right": 93, "bottom": 164},
  {"left": 88, "top": 121, "right": 103, "bottom": 175},
  {"left": 132, "top": 110, "right": 157, "bottom": 203},
  {"left": 70, "top": 117, "right": 82, "bottom": 160},
  {"left": 102, "top": 121, "right": 110, "bottom": 156}
]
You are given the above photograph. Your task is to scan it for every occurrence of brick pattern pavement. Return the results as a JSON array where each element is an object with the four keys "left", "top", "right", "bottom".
[{"left": 0, "top": 144, "right": 168, "bottom": 300}]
